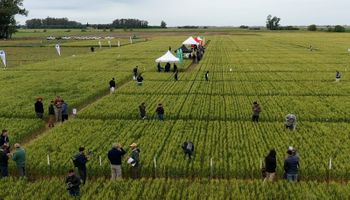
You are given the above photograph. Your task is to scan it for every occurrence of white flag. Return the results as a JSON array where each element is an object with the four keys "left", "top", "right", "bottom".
[
  {"left": 0, "top": 50, "right": 6, "bottom": 68},
  {"left": 55, "top": 44, "right": 61, "bottom": 56},
  {"left": 118, "top": 40, "right": 121, "bottom": 47},
  {"left": 130, "top": 36, "right": 133, "bottom": 44},
  {"left": 108, "top": 40, "right": 111, "bottom": 48},
  {"left": 98, "top": 41, "right": 102, "bottom": 48}
]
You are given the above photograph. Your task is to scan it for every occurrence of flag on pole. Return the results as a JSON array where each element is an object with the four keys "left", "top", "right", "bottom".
[
  {"left": 55, "top": 44, "right": 61, "bottom": 56},
  {"left": 176, "top": 48, "right": 183, "bottom": 63},
  {"left": 0, "top": 50, "right": 7, "bottom": 68},
  {"left": 108, "top": 40, "right": 111, "bottom": 48},
  {"left": 98, "top": 41, "right": 102, "bottom": 48}
]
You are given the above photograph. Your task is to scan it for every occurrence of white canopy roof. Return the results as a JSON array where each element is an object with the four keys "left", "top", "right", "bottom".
[
  {"left": 155, "top": 50, "right": 180, "bottom": 63},
  {"left": 182, "top": 37, "right": 199, "bottom": 45}
]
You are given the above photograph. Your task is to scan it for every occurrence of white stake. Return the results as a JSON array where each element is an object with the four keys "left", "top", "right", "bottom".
[
  {"left": 329, "top": 158, "right": 332, "bottom": 170},
  {"left": 153, "top": 156, "right": 157, "bottom": 169},
  {"left": 47, "top": 154, "right": 50, "bottom": 166},
  {"left": 108, "top": 40, "right": 111, "bottom": 48},
  {"left": 99, "top": 156, "right": 102, "bottom": 166},
  {"left": 118, "top": 40, "right": 121, "bottom": 47}
]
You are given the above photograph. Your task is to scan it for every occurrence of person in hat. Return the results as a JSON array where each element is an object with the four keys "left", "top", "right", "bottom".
[
  {"left": 34, "top": 97, "right": 44, "bottom": 119},
  {"left": 139, "top": 103, "right": 146, "bottom": 120},
  {"left": 284, "top": 147, "right": 300, "bottom": 182},
  {"left": 128, "top": 143, "right": 140, "bottom": 179},
  {"left": 54, "top": 96, "right": 63, "bottom": 122},
  {"left": 109, "top": 78, "right": 116, "bottom": 94},
  {"left": 72, "top": 147, "right": 89, "bottom": 185},
  {"left": 264, "top": 149, "right": 277, "bottom": 182},
  {"left": 65, "top": 169, "right": 81, "bottom": 197},
  {"left": 11, "top": 143, "right": 26, "bottom": 177},
  {"left": 107, "top": 143, "right": 126, "bottom": 179},
  {"left": 252, "top": 101, "right": 262, "bottom": 122}
]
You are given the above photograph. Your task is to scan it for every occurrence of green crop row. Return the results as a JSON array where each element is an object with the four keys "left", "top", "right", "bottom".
[
  {"left": 20, "top": 119, "right": 350, "bottom": 180},
  {"left": 1, "top": 178, "right": 350, "bottom": 200}
]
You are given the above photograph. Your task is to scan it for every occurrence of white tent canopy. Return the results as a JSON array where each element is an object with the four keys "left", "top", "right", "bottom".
[
  {"left": 182, "top": 37, "right": 199, "bottom": 45},
  {"left": 196, "top": 36, "right": 203, "bottom": 41},
  {"left": 155, "top": 50, "right": 180, "bottom": 63}
]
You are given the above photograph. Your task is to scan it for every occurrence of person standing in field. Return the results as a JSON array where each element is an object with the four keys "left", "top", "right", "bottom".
[
  {"left": 65, "top": 169, "right": 81, "bottom": 197},
  {"left": 48, "top": 101, "right": 55, "bottom": 128},
  {"left": 109, "top": 78, "right": 116, "bottom": 94},
  {"left": 0, "top": 144, "right": 10, "bottom": 178},
  {"left": 133, "top": 66, "right": 139, "bottom": 78},
  {"left": 107, "top": 143, "right": 126, "bottom": 179},
  {"left": 72, "top": 147, "right": 89, "bottom": 185},
  {"left": 174, "top": 70, "right": 179, "bottom": 81},
  {"left": 252, "top": 101, "right": 262, "bottom": 122},
  {"left": 34, "top": 97, "right": 44, "bottom": 119},
  {"left": 264, "top": 149, "right": 277, "bottom": 182},
  {"left": 205, "top": 71, "right": 209, "bottom": 81},
  {"left": 285, "top": 114, "right": 297, "bottom": 131},
  {"left": 336, "top": 71, "right": 342, "bottom": 82},
  {"left": 156, "top": 104, "right": 165, "bottom": 121},
  {"left": 11, "top": 143, "right": 26, "bottom": 177},
  {"left": 61, "top": 100, "right": 69, "bottom": 122},
  {"left": 173, "top": 63, "right": 178, "bottom": 73},
  {"left": 182, "top": 141, "right": 195, "bottom": 160},
  {"left": 139, "top": 103, "right": 146, "bottom": 120},
  {"left": 136, "top": 74, "right": 144, "bottom": 86},
  {"left": 284, "top": 148, "right": 299, "bottom": 182},
  {"left": 54, "top": 96, "right": 63, "bottom": 122},
  {"left": 0, "top": 130, "right": 9, "bottom": 147},
  {"left": 128, "top": 143, "right": 140, "bottom": 179}
]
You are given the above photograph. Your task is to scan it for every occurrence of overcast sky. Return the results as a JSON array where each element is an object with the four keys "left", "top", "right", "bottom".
[{"left": 16, "top": 0, "right": 350, "bottom": 26}]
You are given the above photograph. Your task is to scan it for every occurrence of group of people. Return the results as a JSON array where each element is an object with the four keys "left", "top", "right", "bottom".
[
  {"left": 0, "top": 130, "right": 26, "bottom": 178},
  {"left": 138, "top": 103, "right": 165, "bottom": 121},
  {"left": 263, "top": 147, "right": 300, "bottom": 182},
  {"left": 190, "top": 45, "right": 205, "bottom": 64},
  {"left": 67, "top": 143, "right": 140, "bottom": 197},
  {"left": 133, "top": 66, "right": 144, "bottom": 85},
  {"left": 34, "top": 96, "right": 69, "bottom": 128},
  {"left": 157, "top": 62, "right": 178, "bottom": 73}
]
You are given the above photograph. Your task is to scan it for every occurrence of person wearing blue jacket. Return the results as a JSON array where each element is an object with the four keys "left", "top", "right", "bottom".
[
  {"left": 61, "top": 100, "right": 68, "bottom": 122},
  {"left": 284, "top": 149, "right": 300, "bottom": 182}
]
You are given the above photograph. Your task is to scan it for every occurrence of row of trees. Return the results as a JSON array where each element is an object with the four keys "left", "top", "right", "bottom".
[
  {"left": 26, "top": 17, "right": 83, "bottom": 29},
  {"left": 308, "top": 24, "right": 346, "bottom": 32},
  {"left": 0, "top": 0, "right": 27, "bottom": 39}
]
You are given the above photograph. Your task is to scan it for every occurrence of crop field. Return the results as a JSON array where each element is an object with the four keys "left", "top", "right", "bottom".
[
  {"left": 2, "top": 178, "right": 350, "bottom": 200},
  {"left": 1, "top": 31, "right": 350, "bottom": 198}
]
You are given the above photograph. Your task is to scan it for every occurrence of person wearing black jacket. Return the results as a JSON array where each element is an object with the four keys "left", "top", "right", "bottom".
[
  {"left": 73, "top": 147, "right": 89, "bottom": 185},
  {"left": 65, "top": 169, "right": 81, "bottom": 197},
  {"left": 264, "top": 149, "right": 277, "bottom": 182},
  {"left": 34, "top": 98, "right": 44, "bottom": 119},
  {"left": 139, "top": 103, "right": 146, "bottom": 119},
  {"left": 156, "top": 104, "right": 164, "bottom": 121},
  {"left": 107, "top": 143, "right": 126, "bottom": 179},
  {"left": 0, "top": 130, "right": 9, "bottom": 147},
  {"left": 0, "top": 145, "right": 10, "bottom": 178},
  {"left": 109, "top": 78, "right": 116, "bottom": 93}
]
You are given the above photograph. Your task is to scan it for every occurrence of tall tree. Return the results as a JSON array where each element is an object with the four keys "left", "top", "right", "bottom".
[
  {"left": 0, "top": 0, "right": 28, "bottom": 39},
  {"left": 160, "top": 20, "right": 167, "bottom": 28},
  {"left": 266, "top": 15, "right": 281, "bottom": 30}
]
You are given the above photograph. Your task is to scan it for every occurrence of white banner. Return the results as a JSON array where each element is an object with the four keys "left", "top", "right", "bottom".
[
  {"left": 0, "top": 50, "right": 7, "bottom": 68},
  {"left": 98, "top": 41, "right": 102, "bottom": 48},
  {"left": 108, "top": 40, "right": 111, "bottom": 48},
  {"left": 55, "top": 44, "right": 61, "bottom": 56}
]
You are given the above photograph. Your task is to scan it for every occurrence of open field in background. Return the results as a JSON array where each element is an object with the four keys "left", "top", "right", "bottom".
[{"left": 1, "top": 30, "right": 350, "bottom": 198}]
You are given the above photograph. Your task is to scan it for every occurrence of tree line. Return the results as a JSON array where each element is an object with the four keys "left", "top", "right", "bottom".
[{"left": 26, "top": 17, "right": 83, "bottom": 29}]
